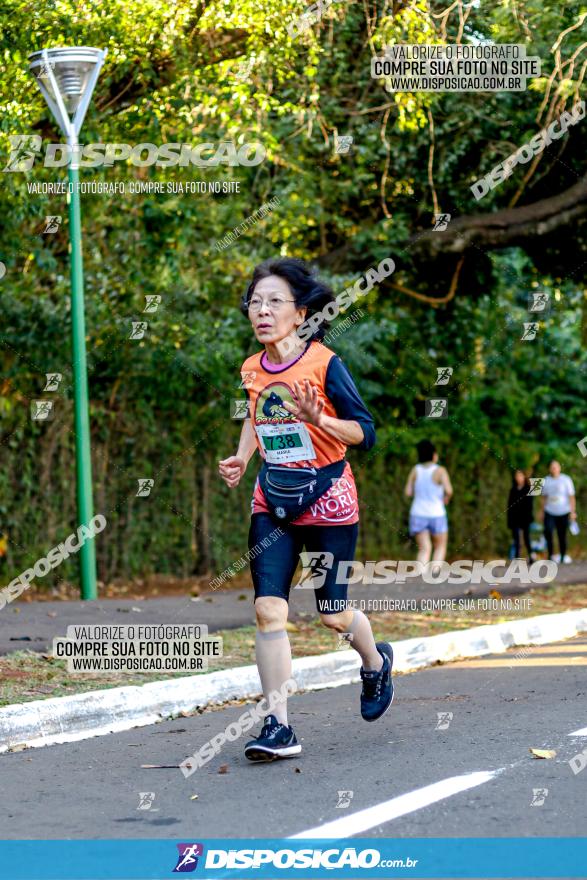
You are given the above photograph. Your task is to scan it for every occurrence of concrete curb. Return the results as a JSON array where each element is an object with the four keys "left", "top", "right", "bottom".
[{"left": 1, "top": 607, "right": 586, "bottom": 753}]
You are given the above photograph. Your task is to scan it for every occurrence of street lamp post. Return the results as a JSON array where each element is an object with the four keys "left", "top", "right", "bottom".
[{"left": 28, "top": 47, "right": 107, "bottom": 600}]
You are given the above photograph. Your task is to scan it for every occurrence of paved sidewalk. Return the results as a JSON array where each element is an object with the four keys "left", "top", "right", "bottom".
[{"left": 1, "top": 561, "right": 585, "bottom": 656}]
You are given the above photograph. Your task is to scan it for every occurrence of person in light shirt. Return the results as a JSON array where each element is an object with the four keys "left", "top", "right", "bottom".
[
  {"left": 404, "top": 440, "right": 453, "bottom": 566},
  {"left": 540, "top": 460, "right": 577, "bottom": 563}
]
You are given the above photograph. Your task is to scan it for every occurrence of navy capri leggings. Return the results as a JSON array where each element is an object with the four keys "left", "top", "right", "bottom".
[{"left": 248, "top": 513, "right": 358, "bottom": 614}]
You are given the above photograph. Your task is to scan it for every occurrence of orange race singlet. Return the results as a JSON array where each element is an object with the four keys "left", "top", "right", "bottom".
[{"left": 240, "top": 341, "right": 376, "bottom": 526}]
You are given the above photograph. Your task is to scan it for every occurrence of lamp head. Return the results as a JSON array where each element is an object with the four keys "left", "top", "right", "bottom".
[{"left": 28, "top": 46, "right": 107, "bottom": 138}]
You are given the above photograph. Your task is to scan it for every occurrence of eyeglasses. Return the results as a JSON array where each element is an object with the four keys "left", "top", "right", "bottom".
[{"left": 247, "top": 296, "right": 296, "bottom": 312}]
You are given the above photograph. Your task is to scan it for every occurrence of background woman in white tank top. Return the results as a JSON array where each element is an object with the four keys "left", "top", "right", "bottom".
[{"left": 404, "top": 440, "right": 453, "bottom": 565}]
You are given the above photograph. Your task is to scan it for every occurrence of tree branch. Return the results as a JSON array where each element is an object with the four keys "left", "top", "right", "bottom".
[{"left": 412, "top": 174, "right": 587, "bottom": 257}]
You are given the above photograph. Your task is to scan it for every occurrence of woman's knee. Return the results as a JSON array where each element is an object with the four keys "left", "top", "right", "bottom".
[
  {"left": 319, "top": 610, "right": 353, "bottom": 632},
  {"left": 255, "top": 596, "right": 288, "bottom": 631}
]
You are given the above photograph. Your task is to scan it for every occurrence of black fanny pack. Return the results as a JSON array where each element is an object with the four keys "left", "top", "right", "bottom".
[{"left": 258, "top": 459, "right": 347, "bottom": 525}]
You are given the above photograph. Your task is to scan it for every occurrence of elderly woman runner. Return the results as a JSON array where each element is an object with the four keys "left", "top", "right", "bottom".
[{"left": 219, "top": 258, "right": 394, "bottom": 761}]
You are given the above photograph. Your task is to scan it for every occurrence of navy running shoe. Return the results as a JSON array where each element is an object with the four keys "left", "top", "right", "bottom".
[
  {"left": 360, "top": 642, "right": 394, "bottom": 722},
  {"left": 244, "top": 714, "right": 302, "bottom": 762}
]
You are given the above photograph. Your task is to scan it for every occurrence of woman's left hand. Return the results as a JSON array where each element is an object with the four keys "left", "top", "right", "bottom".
[{"left": 283, "top": 379, "right": 325, "bottom": 427}]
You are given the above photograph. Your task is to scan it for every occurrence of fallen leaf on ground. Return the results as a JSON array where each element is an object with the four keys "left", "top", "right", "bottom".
[
  {"left": 285, "top": 621, "right": 300, "bottom": 633},
  {"left": 529, "top": 748, "right": 556, "bottom": 759},
  {"left": 218, "top": 764, "right": 229, "bottom": 774}
]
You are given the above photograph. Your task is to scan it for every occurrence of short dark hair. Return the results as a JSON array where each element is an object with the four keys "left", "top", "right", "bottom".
[
  {"left": 416, "top": 439, "right": 436, "bottom": 462},
  {"left": 240, "top": 257, "right": 335, "bottom": 341}
]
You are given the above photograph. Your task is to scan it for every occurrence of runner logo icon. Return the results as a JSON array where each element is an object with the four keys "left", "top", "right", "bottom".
[
  {"left": 295, "top": 551, "right": 334, "bottom": 588},
  {"left": 3, "top": 135, "right": 43, "bottom": 171},
  {"left": 530, "top": 788, "right": 549, "bottom": 806},
  {"left": 173, "top": 843, "right": 204, "bottom": 872}
]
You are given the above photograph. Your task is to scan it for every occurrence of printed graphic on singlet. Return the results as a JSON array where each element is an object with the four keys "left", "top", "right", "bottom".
[
  {"left": 254, "top": 382, "right": 315, "bottom": 463},
  {"left": 307, "top": 474, "right": 358, "bottom": 522}
]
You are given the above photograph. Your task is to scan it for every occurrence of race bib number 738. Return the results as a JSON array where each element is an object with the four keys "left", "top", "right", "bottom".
[{"left": 255, "top": 422, "right": 315, "bottom": 463}]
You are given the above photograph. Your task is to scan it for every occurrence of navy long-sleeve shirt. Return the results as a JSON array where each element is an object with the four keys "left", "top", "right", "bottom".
[{"left": 324, "top": 355, "right": 376, "bottom": 451}]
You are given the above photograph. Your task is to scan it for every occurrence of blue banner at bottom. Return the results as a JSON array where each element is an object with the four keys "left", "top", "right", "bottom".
[{"left": 0, "top": 838, "right": 585, "bottom": 879}]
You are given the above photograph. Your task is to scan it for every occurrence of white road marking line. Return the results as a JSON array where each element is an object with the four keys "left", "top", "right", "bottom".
[
  {"left": 568, "top": 726, "right": 587, "bottom": 736},
  {"left": 290, "top": 770, "right": 501, "bottom": 839}
]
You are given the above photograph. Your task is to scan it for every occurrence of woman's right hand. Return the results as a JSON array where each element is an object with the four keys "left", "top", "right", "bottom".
[{"left": 218, "top": 455, "right": 246, "bottom": 488}]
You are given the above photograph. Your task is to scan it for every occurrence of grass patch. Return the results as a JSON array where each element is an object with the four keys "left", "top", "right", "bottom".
[{"left": 1, "top": 582, "right": 586, "bottom": 708}]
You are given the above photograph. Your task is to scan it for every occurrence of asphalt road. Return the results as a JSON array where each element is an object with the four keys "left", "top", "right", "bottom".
[{"left": 1, "top": 635, "right": 586, "bottom": 841}]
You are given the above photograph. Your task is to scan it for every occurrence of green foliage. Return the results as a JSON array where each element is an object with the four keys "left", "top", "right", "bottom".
[{"left": 0, "top": 0, "right": 586, "bottom": 584}]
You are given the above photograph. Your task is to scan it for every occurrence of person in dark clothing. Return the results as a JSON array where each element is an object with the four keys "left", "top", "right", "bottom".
[{"left": 507, "top": 469, "right": 534, "bottom": 560}]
